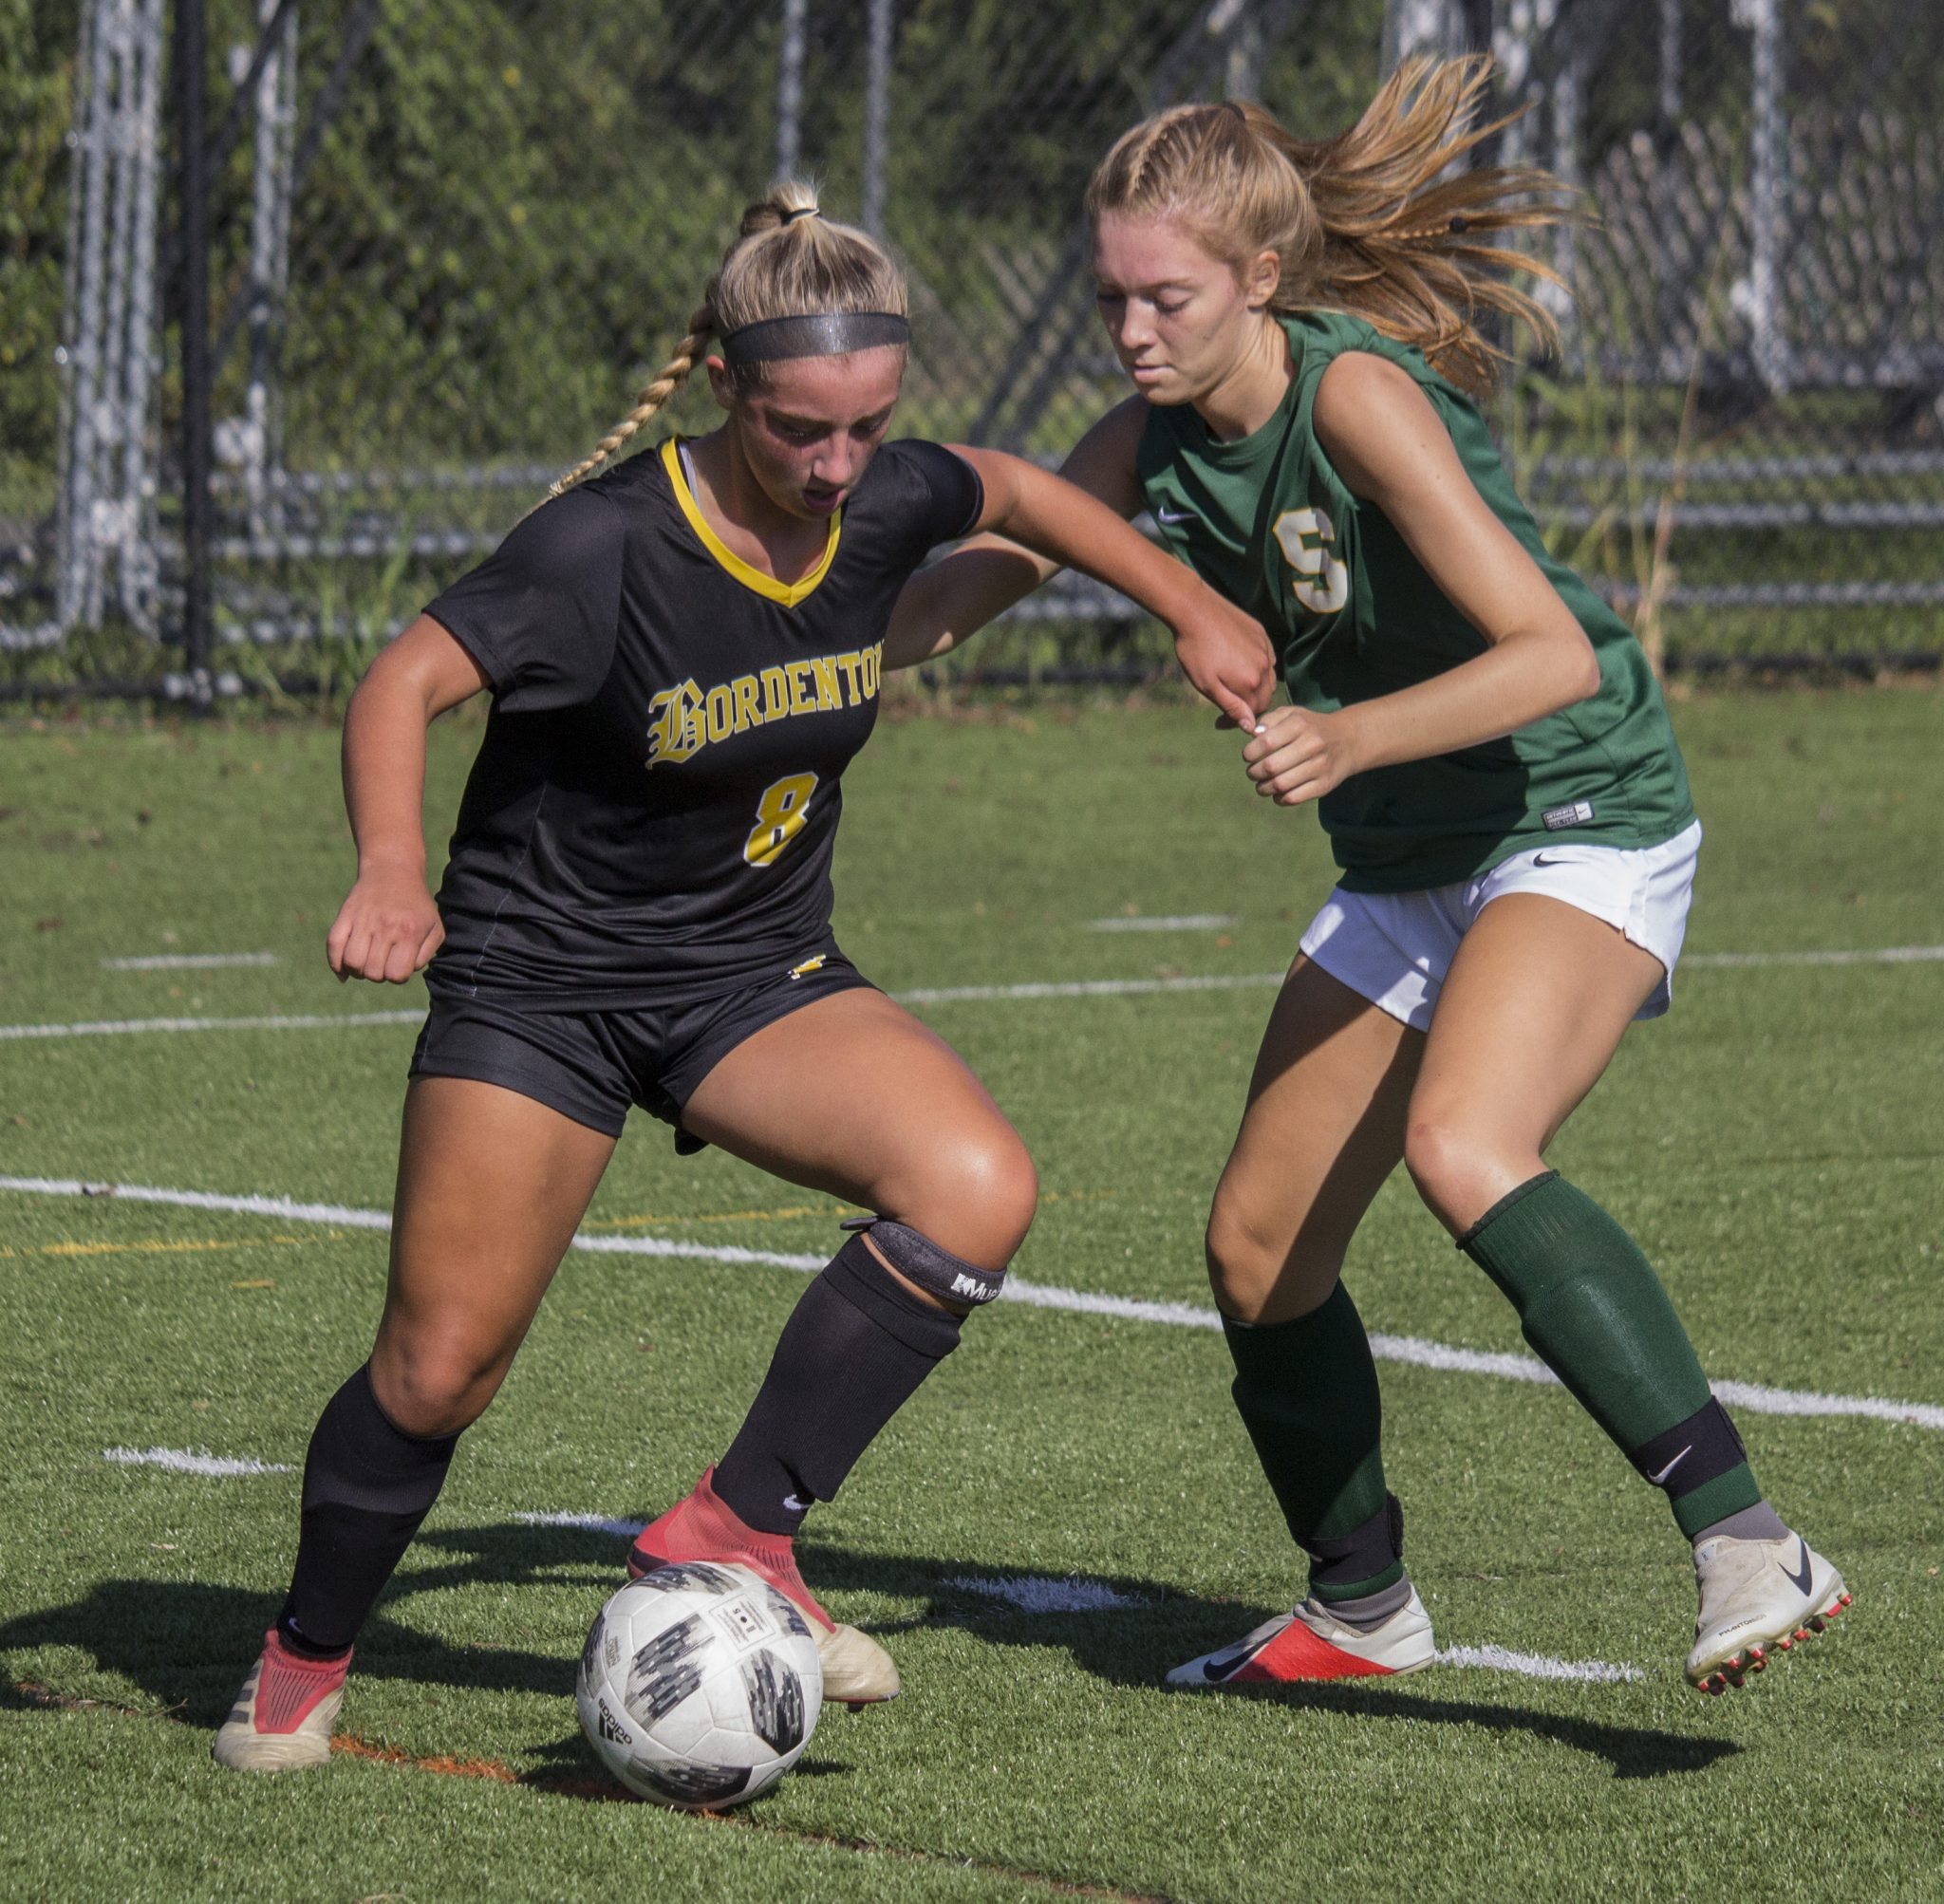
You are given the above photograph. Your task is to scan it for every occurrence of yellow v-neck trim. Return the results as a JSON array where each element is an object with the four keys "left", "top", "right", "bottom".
[{"left": 662, "top": 438, "right": 841, "bottom": 607}]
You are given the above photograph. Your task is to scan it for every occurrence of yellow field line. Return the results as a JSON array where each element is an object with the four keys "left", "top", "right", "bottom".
[
  {"left": 581, "top": 1203, "right": 845, "bottom": 1231},
  {"left": 582, "top": 1188, "right": 1115, "bottom": 1233},
  {"left": 0, "top": 1232, "right": 319, "bottom": 1260}
]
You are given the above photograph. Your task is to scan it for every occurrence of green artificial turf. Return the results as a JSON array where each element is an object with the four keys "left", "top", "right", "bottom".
[{"left": 1, "top": 687, "right": 1940, "bottom": 1901}]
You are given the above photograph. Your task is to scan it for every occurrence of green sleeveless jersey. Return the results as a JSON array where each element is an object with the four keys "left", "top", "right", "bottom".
[{"left": 1135, "top": 310, "right": 1694, "bottom": 892}]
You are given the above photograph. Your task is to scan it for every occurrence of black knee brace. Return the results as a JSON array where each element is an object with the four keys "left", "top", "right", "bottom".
[{"left": 840, "top": 1216, "right": 1008, "bottom": 1307}]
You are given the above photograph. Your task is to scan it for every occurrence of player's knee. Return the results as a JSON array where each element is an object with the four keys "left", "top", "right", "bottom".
[
  {"left": 888, "top": 1127, "right": 1037, "bottom": 1270},
  {"left": 1206, "top": 1193, "right": 1347, "bottom": 1324},
  {"left": 1204, "top": 1197, "right": 1282, "bottom": 1321},
  {"left": 369, "top": 1332, "right": 509, "bottom": 1438},
  {"left": 964, "top": 1129, "right": 1038, "bottom": 1261},
  {"left": 1403, "top": 1112, "right": 1492, "bottom": 1231}
]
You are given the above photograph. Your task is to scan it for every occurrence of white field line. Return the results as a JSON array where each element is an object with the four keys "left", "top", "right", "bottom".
[
  {"left": 4, "top": 944, "right": 1942, "bottom": 1040},
  {"left": 514, "top": 1509, "right": 646, "bottom": 1540},
  {"left": 0, "top": 1009, "right": 424, "bottom": 1041},
  {"left": 0, "top": 1176, "right": 395, "bottom": 1231},
  {"left": 102, "top": 1446, "right": 291, "bottom": 1477},
  {"left": 897, "top": 974, "right": 1281, "bottom": 1004},
  {"left": 100, "top": 952, "right": 279, "bottom": 971},
  {"left": 1433, "top": 1644, "right": 1643, "bottom": 1685},
  {"left": 1684, "top": 943, "right": 1944, "bottom": 969},
  {"left": 945, "top": 1573, "right": 1147, "bottom": 1613},
  {"left": 6, "top": 1173, "right": 1941, "bottom": 1433},
  {"left": 1086, "top": 915, "right": 1239, "bottom": 933}
]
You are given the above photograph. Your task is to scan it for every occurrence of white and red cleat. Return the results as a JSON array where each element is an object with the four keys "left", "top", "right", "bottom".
[
  {"left": 1685, "top": 1530, "right": 1850, "bottom": 1695},
  {"left": 1166, "top": 1588, "right": 1436, "bottom": 1688},
  {"left": 212, "top": 1627, "right": 350, "bottom": 1772},
  {"left": 628, "top": 1467, "right": 899, "bottom": 1707}
]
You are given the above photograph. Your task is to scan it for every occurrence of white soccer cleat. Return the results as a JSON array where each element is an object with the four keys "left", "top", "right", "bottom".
[
  {"left": 1166, "top": 1587, "right": 1436, "bottom": 1688},
  {"left": 212, "top": 1628, "right": 350, "bottom": 1772},
  {"left": 1686, "top": 1531, "right": 1850, "bottom": 1695},
  {"left": 814, "top": 1621, "right": 902, "bottom": 1708}
]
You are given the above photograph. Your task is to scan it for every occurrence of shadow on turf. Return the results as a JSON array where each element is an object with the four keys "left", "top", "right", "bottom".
[
  {"left": 787, "top": 1540, "right": 1738, "bottom": 1783},
  {"left": 0, "top": 1520, "right": 1733, "bottom": 1783}
]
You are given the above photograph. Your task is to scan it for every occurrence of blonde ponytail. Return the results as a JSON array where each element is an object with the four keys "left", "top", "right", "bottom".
[
  {"left": 548, "top": 179, "right": 907, "bottom": 499},
  {"left": 547, "top": 304, "right": 715, "bottom": 498},
  {"left": 1087, "top": 56, "right": 1577, "bottom": 398}
]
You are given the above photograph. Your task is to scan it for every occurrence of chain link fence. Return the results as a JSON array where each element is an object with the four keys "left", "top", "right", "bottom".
[{"left": 5, "top": 0, "right": 1941, "bottom": 698}]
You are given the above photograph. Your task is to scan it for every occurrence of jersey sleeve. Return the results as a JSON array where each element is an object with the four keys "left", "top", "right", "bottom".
[
  {"left": 881, "top": 439, "right": 984, "bottom": 554},
  {"left": 423, "top": 485, "right": 624, "bottom": 713}
]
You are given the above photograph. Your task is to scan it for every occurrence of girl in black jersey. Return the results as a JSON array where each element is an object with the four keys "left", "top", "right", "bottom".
[{"left": 214, "top": 183, "right": 1274, "bottom": 1773}]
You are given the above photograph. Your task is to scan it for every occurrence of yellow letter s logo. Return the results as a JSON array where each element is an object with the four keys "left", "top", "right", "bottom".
[{"left": 1272, "top": 509, "right": 1349, "bottom": 616}]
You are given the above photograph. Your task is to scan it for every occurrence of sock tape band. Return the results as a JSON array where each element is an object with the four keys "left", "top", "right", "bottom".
[{"left": 839, "top": 1215, "right": 1006, "bottom": 1306}]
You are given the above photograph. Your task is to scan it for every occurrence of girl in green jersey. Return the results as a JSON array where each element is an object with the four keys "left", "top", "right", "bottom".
[{"left": 890, "top": 58, "right": 1846, "bottom": 1695}]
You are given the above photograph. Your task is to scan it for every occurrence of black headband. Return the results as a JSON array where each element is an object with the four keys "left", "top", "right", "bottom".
[{"left": 720, "top": 311, "right": 910, "bottom": 366}]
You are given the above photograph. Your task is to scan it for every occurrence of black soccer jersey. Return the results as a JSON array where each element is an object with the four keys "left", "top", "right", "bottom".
[{"left": 421, "top": 436, "right": 981, "bottom": 1008}]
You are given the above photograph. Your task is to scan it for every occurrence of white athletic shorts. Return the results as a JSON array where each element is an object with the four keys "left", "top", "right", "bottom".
[{"left": 1298, "top": 819, "right": 1703, "bottom": 1033}]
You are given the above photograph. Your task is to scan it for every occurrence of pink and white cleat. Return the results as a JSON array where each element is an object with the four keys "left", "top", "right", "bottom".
[
  {"left": 628, "top": 1467, "right": 899, "bottom": 1708},
  {"left": 212, "top": 1628, "right": 350, "bottom": 1772},
  {"left": 1167, "top": 1587, "right": 1436, "bottom": 1687}
]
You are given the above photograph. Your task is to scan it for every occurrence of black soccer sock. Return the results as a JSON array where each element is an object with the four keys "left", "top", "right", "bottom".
[
  {"left": 1224, "top": 1283, "right": 1403, "bottom": 1603},
  {"left": 276, "top": 1363, "right": 459, "bottom": 1657},
  {"left": 1458, "top": 1171, "right": 1764, "bottom": 1537},
  {"left": 713, "top": 1234, "right": 964, "bottom": 1536}
]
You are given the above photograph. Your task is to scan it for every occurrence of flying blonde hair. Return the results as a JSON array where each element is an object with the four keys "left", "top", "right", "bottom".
[
  {"left": 1085, "top": 56, "right": 1576, "bottom": 398},
  {"left": 548, "top": 181, "right": 908, "bottom": 497}
]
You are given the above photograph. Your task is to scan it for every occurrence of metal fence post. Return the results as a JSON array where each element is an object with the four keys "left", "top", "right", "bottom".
[
  {"left": 776, "top": 0, "right": 807, "bottom": 179},
  {"left": 861, "top": 0, "right": 891, "bottom": 237},
  {"left": 240, "top": 0, "right": 298, "bottom": 541},
  {"left": 1736, "top": 0, "right": 1788, "bottom": 392},
  {"left": 175, "top": 0, "right": 215, "bottom": 704},
  {"left": 1658, "top": 0, "right": 1682, "bottom": 127},
  {"left": 1382, "top": 0, "right": 1459, "bottom": 69}
]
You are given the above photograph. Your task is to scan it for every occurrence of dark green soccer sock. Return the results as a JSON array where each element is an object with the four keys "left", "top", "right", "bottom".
[
  {"left": 1223, "top": 1283, "right": 1403, "bottom": 1603},
  {"left": 1458, "top": 1171, "right": 1763, "bottom": 1537}
]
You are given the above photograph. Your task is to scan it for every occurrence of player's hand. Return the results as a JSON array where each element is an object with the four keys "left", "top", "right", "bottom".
[
  {"left": 326, "top": 864, "right": 444, "bottom": 983},
  {"left": 1169, "top": 597, "right": 1278, "bottom": 730},
  {"left": 1241, "top": 704, "right": 1364, "bottom": 807}
]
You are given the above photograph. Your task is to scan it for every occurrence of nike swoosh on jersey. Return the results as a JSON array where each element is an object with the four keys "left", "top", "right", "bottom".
[
  {"left": 1531, "top": 852, "right": 1576, "bottom": 868},
  {"left": 1779, "top": 1540, "right": 1814, "bottom": 1596},
  {"left": 1155, "top": 507, "right": 1196, "bottom": 525},
  {"left": 1646, "top": 1445, "right": 1692, "bottom": 1485}
]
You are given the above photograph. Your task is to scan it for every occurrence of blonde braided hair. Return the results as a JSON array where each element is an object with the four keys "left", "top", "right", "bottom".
[
  {"left": 548, "top": 303, "right": 715, "bottom": 497},
  {"left": 547, "top": 180, "right": 907, "bottom": 499},
  {"left": 1086, "top": 56, "right": 1577, "bottom": 398}
]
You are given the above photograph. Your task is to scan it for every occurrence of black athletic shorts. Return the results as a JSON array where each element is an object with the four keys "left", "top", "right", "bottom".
[{"left": 408, "top": 949, "right": 876, "bottom": 1148}]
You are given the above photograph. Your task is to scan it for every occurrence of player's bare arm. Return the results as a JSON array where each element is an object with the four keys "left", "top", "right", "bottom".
[
  {"left": 941, "top": 439, "right": 1276, "bottom": 727},
  {"left": 883, "top": 396, "right": 1147, "bottom": 666},
  {"left": 885, "top": 401, "right": 1275, "bottom": 721},
  {"left": 1242, "top": 353, "right": 1599, "bottom": 807},
  {"left": 326, "top": 614, "right": 489, "bottom": 983}
]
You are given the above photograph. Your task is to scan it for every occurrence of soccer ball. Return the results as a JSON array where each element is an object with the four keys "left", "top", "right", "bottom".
[{"left": 576, "top": 1561, "right": 823, "bottom": 1809}]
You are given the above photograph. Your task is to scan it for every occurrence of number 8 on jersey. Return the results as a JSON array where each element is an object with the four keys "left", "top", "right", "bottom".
[{"left": 744, "top": 773, "right": 820, "bottom": 868}]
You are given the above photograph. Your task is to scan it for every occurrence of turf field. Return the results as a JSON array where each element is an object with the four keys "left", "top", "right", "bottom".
[{"left": 1, "top": 688, "right": 1940, "bottom": 1901}]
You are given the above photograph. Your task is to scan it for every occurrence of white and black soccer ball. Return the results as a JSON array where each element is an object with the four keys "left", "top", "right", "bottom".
[{"left": 576, "top": 1561, "right": 823, "bottom": 1809}]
